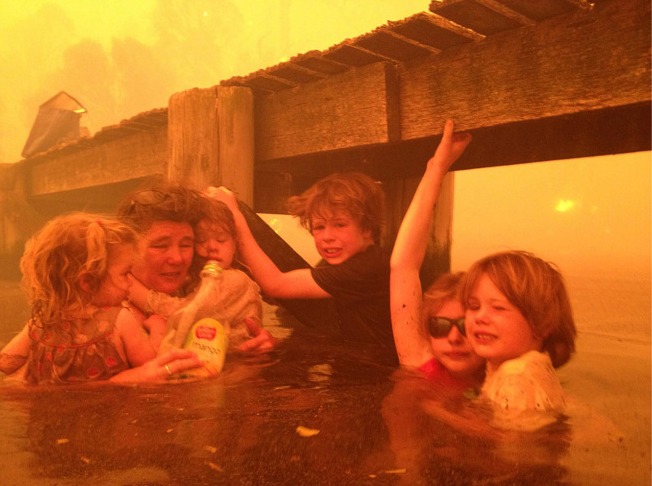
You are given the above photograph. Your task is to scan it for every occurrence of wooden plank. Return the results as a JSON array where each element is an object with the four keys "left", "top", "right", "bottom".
[
  {"left": 251, "top": 102, "right": 650, "bottom": 198},
  {"left": 253, "top": 0, "right": 649, "bottom": 165},
  {"left": 217, "top": 86, "right": 255, "bottom": 206},
  {"left": 255, "top": 62, "right": 401, "bottom": 162},
  {"left": 383, "top": 173, "right": 454, "bottom": 287},
  {"left": 400, "top": 0, "right": 650, "bottom": 139},
  {"left": 167, "top": 87, "right": 220, "bottom": 190},
  {"left": 430, "top": 0, "right": 523, "bottom": 34},
  {"left": 167, "top": 86, "right": 255, "bottom": 203},
  {"left": 26, "top": 127, "right": 167, "bottom": 197}
]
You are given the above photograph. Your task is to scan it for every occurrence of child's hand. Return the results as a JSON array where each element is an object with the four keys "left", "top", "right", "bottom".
[
  {"left": 206, "top": 186, "right": 239, "bottom": 214},
  {"left": 143, "top": 314, "right": 167, "bottom": 333},
  {"left": 429, "top": 119, "right": 472, "bottom": 175},
  {"left": 236, "top": 317, "right": 278, "bottom": 353}
]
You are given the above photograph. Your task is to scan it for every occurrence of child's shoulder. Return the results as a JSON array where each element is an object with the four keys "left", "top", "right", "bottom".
[
  {"left": 498, "top": 350, "right": 553, "bottom": 376},
  {"left": 483, "top": 351, "right": 565, "bottom": 414},
  {"left": 223, "top": 268, "right": 259, "bottom": 286},
  {"left": 340, "top": 244, "right": 389, "bottom": 267}
]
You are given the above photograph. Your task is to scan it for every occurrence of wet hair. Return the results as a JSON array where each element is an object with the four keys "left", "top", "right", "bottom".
[
  {"left": 187, "top": 198, "right": 241, "bottom": 284},
  {"left": 460, "top": 250, "right": 576, "bottom": 368},
  {"left": 422, "top": 272, "right": 465, "bottom": 322},
  {"left": 286, "top": 172, "right": 385, "bottom": 245},
  {"left": 116, "top": 182, "right": 209, "bottom": 233},
  {"left": 20, "top": 212, "right": 137, "bottom": 326},
  {"left": 197, "top": 198, "right": 237, "bottom": 242}
]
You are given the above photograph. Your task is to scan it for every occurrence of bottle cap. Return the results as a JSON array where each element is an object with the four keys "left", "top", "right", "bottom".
[{"left": 202, "top": 260, "right": 223, "bottom": 277}]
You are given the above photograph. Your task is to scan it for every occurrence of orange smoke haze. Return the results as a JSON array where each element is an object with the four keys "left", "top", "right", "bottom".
[{"left": 0, "top": 0, "right": 425, "bottom": 163}]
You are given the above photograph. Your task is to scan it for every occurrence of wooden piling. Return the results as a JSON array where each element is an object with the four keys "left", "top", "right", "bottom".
[{"left": 167, "top": 85, "right": 254, "bottom": 206}]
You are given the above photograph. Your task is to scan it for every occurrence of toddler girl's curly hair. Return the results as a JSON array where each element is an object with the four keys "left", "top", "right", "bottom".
[{"left": 20, "top": 212, "right": 137, "bottom": 326}]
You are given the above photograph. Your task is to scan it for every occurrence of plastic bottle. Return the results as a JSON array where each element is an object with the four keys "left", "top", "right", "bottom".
[{"left": 165, "top": 260, "right": 228, "bottom": 377}]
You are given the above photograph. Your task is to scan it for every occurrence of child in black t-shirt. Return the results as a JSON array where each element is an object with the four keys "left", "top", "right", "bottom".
[{"left": 209, "top": 172, "right": 394, "bottom": 352}]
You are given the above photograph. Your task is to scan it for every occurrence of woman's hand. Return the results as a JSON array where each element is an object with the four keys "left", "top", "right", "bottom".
[{"left": 109, "top": 349, "right": 202, "bottom": 384}]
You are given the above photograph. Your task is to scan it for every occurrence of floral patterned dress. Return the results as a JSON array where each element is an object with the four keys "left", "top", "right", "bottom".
[{"left": 25, "top": 306, "right": 129, "bottom": 384}]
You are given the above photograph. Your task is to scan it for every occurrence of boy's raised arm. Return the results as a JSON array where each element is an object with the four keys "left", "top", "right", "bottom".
[{"left": 390, "top": 120, "right": 471, "bottom": 367}]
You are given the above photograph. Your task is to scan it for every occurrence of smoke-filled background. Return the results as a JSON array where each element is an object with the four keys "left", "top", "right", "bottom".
[
  {"left": 0, "top": 0, "right": 425, "bottom": 163},
  {"left": 1, "top": 1, "right": 650, "bottom": 340}
]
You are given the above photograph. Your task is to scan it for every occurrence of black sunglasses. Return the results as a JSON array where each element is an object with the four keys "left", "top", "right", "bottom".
[{"left": 428, "top": 316, "right": 466, "bottom": 338}]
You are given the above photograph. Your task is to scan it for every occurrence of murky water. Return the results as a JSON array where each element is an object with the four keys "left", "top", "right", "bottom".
[{"left": 0, "top": 287, "right": 650, "bottom": 485}]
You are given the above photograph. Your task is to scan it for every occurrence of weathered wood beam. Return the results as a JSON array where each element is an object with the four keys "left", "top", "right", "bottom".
[
  {"left": 25, "top": 127, "right": 167, "bottom": 198},
  {"left": 167, "top": 86, "right": 255, "bottom": 204},
  {"left": 168, "top": 87, "right": 220, "bottom": 190},
  {"left": 254, "top": 102, "right": 650, "bottom": 197},
  {"left": 400, "top": 0, "right": 650, "bottom": 138},
  {"left": 255, "top": 0, "right": 650, "bottom": 165},
  {"left": 255, "top": 61, "right": 401, "bottom": 162},
  {"left": 217, "top": 87, "right": 256, "bottom": 206}
]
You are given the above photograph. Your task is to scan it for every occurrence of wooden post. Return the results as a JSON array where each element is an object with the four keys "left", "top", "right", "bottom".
[
  {"left": 0, "top": 165, "right": 43, "bottom": 279},
  {"left": 384, "top": 172, "right": 454, "bottom": 289},
  {"left": 217, "top": 86, "right": 255, "bottom": 207},
  {"left": 423, "top": 172, "right": 454, "bottom": 286},
  {"left": 167, "top": 86, "right": 254, "bottom": 206}
]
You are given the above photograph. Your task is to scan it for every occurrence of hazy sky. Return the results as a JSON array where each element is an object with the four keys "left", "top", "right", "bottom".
[{"left": 0, "top": 0, "right": 426, "bottom": 163}]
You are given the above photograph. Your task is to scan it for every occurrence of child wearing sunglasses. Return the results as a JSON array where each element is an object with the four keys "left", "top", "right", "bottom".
[
  {"left": 392, "top": 120, "right": 577, "bottom": 428},
  {"left": 419, "top": 272, "right": 486, "bottom": 388},
  {"left": 390, "top": 120, "right": 483, "bottom": 389}
]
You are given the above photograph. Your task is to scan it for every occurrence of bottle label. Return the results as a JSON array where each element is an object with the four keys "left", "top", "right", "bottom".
[{"left": 182, "top": 317, "right": 228, "bottom": 377}]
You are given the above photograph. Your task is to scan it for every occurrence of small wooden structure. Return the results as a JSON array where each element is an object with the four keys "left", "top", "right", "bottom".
[{"left": 0, "top": 0, "right": 649, "bottom": 287}]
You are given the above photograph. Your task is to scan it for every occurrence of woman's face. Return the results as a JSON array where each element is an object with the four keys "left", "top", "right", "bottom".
[
  {"left": 429, "top": 298, "right": 485, "bottom": 379},
  {"left": 131, "top": 221, "right": 194, "bottom": 295}
]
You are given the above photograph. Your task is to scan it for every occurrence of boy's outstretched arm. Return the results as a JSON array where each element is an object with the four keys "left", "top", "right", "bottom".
[
  {"left": 207, "top": 186, "right": 330, "bottom": 300},
  {"left": 390, "top": 120, "right": 471, "bottom": 368}
]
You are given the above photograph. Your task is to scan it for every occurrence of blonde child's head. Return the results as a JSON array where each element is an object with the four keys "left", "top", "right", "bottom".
[
  {"left": 20, "top": 213, "right": 137, "bottom": 324},
  {"left": 460, "top": 251, "right": 576, "bottom": 368},
  {"left": 286, "top": 172, "right": 386, "bottom": 245},
  {"left": 423, "top": 272, "right": 485, "bottom": 379},
  {"left": 422, "top": 272, "right": 465, "bottom": 319}
]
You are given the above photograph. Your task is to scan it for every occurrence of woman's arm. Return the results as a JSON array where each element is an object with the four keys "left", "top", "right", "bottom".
[
  {"left": 115, "top": 307, "right": 160, "bottom": 366},
  {"left": 128, "top": 275, "right": 184, "bottom": 317},
  {"left": 0, "top": 325, "right": 31, "bottom": 374},
  {"left": 207, "top": 187, "right": 330, "bottom": 299},
  {"left": 390, "top": 120, "right": 471, "bottom": 367},
  {"left": 109, "top": 348, "right": 202, "bottom": 383}
]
